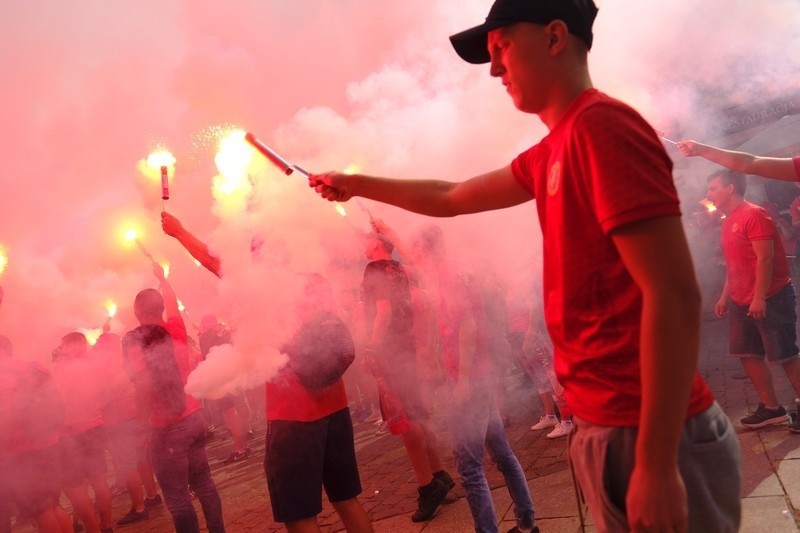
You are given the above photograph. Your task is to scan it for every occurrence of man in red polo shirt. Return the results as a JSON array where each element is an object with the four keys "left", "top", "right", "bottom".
[
  {"left": 309, "top": 1, "right": 741, "bottom": 530},
  {"left": 707, "top": 170, "right": 800, "bottom": 432}
]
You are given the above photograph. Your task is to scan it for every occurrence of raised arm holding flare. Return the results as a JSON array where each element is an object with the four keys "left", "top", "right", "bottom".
[
  {"left": 678, "top": 140, "right": 800, "bottom": 182},
  {"left": 310, "top": 1, "right": 740, "bottom": 531},
  {"left": 161, "top": 211, "right": 222, "bottom": 277}
]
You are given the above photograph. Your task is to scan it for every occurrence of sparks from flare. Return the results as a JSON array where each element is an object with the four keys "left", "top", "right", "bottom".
[{"left": 212, "top": 129, "right": 256, "bottom": 214}]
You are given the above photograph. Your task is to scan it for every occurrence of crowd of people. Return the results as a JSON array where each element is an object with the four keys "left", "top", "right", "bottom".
[{"left": 2, "top": 0, "right": 800, "bottom": 532}]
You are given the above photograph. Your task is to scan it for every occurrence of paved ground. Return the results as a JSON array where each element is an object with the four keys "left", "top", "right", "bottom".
[{"left": 12, "top": 315, "right": 800, "bottom": 532}]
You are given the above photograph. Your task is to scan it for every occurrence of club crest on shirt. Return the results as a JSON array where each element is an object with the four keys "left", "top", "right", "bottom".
[
  {"left": 731, "top": 222, "right": 739, "bottom": 233},
  {"left": 547, "top": 161, "right": 561, "bottom": 196}
]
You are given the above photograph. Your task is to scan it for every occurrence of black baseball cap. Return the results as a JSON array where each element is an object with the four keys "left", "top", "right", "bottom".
[{"left": 449, "top": 0, "right": 599, "bottom": 64}]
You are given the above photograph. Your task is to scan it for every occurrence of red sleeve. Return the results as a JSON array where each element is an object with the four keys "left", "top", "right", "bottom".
[
  {"left": 744, "top": 207, "right": 777, "bottom": 241},
  {"left": 793, "top": 155, "right": 800, "bottom": 181},
  {"left": 510, "top": 145, "right": 540, "bottom": 196},
  {"left": 572, "top": 103, "right": 681, "bottom": 234}
]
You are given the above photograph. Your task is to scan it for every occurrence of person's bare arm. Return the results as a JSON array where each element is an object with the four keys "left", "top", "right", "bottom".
[
  {"left": 161, "top": 212, "right": 222, "bottom": 277},
  {"left": 610, "top": 215, "right": 701, "bottom": 532},
  {"left": 677, "top": 141, "right": 797, "bottom": 181},
  {"left": 750, "top": 239, "right": 775, "bottom": 320},
  {"left": 309, "top": 166, "right": 532, "bottom": 217},
  {"left": 153, "top": 262, "right": 181, "bottom": 321},
  {"left": 715, "top": 275, "right": 730, "bottom": 318}
]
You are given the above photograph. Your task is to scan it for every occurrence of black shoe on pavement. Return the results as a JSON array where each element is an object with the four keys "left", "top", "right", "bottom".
[
  {"left": 789, "top": 401, "right": 800, "bottom": 433},
  {"left": 116, "top": 508, "right": 148, "bottom": 526},
  {"left": 741, "top": 403, "right": 789, "bottom": 428},
  {"left": 507, "top": 527, "right": 539, "bottom": 533},
  {"left": 433, "top": 470, "right": 456, "bottom": 492},
  {"left": 411, "top": 478, "right": 448, "bottom": 522},
  {"left": 222, "top": 448, "right": 252, "bottom": 465},
  {"left": 143, "top": 494, "right": 163, "bottom": 509}
]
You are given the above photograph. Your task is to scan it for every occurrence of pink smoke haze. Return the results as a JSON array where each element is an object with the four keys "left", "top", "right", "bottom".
[{"left": 0, "top": 1, "right": 798, "bottom": 393}]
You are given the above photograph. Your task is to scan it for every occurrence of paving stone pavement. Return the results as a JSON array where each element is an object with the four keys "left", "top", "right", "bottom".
[{"left": 12, "top": 315, "right": 800, "bottom": 532}]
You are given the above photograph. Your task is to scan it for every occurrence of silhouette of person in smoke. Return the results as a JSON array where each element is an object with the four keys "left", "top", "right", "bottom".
[
  {"left": 360, "top": 231, "right": 453, "bottom": 522},
  {"left": 309, "top": 0, "right": 742, "bottom": 531},
  {"left": 125, "top": 264, "right": 225, "bottom": 533},
  {"left": 0, "top": 334, "right": 71, "bottom": 533}
]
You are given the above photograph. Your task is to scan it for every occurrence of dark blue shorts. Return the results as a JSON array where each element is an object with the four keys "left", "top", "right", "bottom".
[
  {"left": 729, "top": 283, "right": 799, "bottom": 364},
  {"left": 264, "top": 408, "right": 361, "bottom": 523}
]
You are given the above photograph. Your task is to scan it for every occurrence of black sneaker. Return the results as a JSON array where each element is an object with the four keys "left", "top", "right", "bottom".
[
  {"left": 143, "top": 494, "right": 163, "bottom": 509},
  {"left": 507, "top": 527, "right": 540, "bottom": 533},
  {"left": 741, "top": 403, "right": 789, "bottom": 428},
  {"left": 116, "top": 508, "right": 148, "bottom": 526},
  {"left": 411, "top": 478, "right": 448, "bottom": 522},
  {"left": 789, "top": 401, "right": 800, "bottom": 433},
  {"left": 222, "top": 448, "right": 252, "bottom": 464},
  {"left": 433, "top": 470, "right": 456, "bottom": 492}
]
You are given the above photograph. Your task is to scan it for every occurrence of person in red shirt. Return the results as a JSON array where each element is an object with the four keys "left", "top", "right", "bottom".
[
  {"left": 0, "top": 334, "right": 71, "bottom": 533},
  {"left": 678, "top": 140, "right": 800, "bottom": 182},
  {"left": 707, "top": 170, "right": 800, "bottom": 431},
  {"left": 309, "top": 0, "right": 741, "bottom": 530},
  {"left": 159, "top": 213, "right": 372, "bottom": 531},
  {"left": 52, "top": 332, "right": 113, "bottom": 533},
  {"left": 266, "top": 274, "right": 373, "bottom": 532},
  {"left": 124, "top": 265, "right": 225, "bottom": 533}
]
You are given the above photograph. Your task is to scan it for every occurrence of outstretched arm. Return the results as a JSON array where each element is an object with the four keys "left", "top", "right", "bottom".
[
  {"left": 309, "top": 165, "right": 532, "bottom": 217},
  {"left": 161, "top": 212, "right": 222, "bottom": 277},
  {"left": 677, "top": 140, "right": 798, "bottom": 182},
  {"left": 611, "top": 215, "right": 701, "bottom": 532}
]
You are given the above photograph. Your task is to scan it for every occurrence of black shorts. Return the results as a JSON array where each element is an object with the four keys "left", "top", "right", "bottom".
[
  {"left": 729, "top": 283, "right": 799, "bottom": 363},
  {"left": 60, "top": 425, "right": 108, "bottom": 487},
  {"left": 264, "top": 408, "right": 361, "bottom": 523}
]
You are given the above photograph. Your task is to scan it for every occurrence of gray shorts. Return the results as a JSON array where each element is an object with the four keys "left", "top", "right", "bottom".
[{"left": 569, "top": 402, "right": 741, "bottom": 532}]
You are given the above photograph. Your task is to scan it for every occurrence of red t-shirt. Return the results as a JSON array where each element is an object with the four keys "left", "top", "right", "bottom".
[
  {"left": 511, "top": 89, "right": 714, "bottom": 427},
  {"left": 720, "top": 201, "right": 791, "bottom": 305},
  {"left": 794, "top": 155, "right": 800, "bottom": 180},
  {"left": 265, "top": 370, "right": 348, "bottom": 422},
  {"left": 53, "top": 351, "right": 108, "bottom": 435}
]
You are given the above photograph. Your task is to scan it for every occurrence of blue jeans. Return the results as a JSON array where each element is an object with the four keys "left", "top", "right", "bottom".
[
  {"left": 447, "top": 386, "right": 535, "bottom": 533},
  {"left": 149, "top": 411, "right": 225, "bottom": 533}
]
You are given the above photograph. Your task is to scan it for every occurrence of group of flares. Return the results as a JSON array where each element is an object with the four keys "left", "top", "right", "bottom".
[
  {"left": 0, "top": 125, "right": 727, "bottom": 346},
  {"left": 0, "top": 127, "right": 355, "bottom": 346}
]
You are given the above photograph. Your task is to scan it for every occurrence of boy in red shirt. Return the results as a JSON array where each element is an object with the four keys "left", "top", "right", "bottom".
[{"left": 310, "top": 0, "right": 741, "bottom": 530}]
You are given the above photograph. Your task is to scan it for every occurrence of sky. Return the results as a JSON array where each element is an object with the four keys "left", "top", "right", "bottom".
[{"left": 0, "top": 0, "right": 798, "bottom": 394}]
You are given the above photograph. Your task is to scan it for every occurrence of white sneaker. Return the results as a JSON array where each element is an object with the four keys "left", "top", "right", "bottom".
[
  {"left": 546, "top": 419, "right": 573, "bottom": 439},
  {"left": 530, "top": 415, "right": 559, "bottom": 431}
]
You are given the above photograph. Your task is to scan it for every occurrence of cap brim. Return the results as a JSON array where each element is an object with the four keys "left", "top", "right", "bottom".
[{"left": 449, "top": 21, "right": 505, "bottom": 64}]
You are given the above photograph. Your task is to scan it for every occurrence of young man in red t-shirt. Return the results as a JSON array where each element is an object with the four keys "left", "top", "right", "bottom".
[
  {"left": 309, "top": 1, "right": 741, "bottom": 530},
  {"left": 707, "top": 170, "right": 800, "bottom": 431}
]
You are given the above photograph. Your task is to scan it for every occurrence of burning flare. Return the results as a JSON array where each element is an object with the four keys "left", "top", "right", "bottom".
[
  {"left": 334, "top": 203, "right": 347, "bottom": 217},
  {"left": 79, "top": 328, "right": 102, "bottom": 346},
  {"left": 105, "top": 299, "right": 117, "bottom": 318},
  {"left": 700, "top": 199, "right": 717, "bottom": 213},
  {"left": 0, "top": 246, "right": 7, "bottom": 276},
  {"left": 160, "top": 261, "right": 170, "bottom": 278}
]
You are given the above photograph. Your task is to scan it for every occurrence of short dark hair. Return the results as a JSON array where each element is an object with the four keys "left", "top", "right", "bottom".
[
  {"left": 134, "top": 288, "right": 164, "bottom": 317},
  {"left": 708, "top": 170, "right": 747, "bottom": 196}
]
